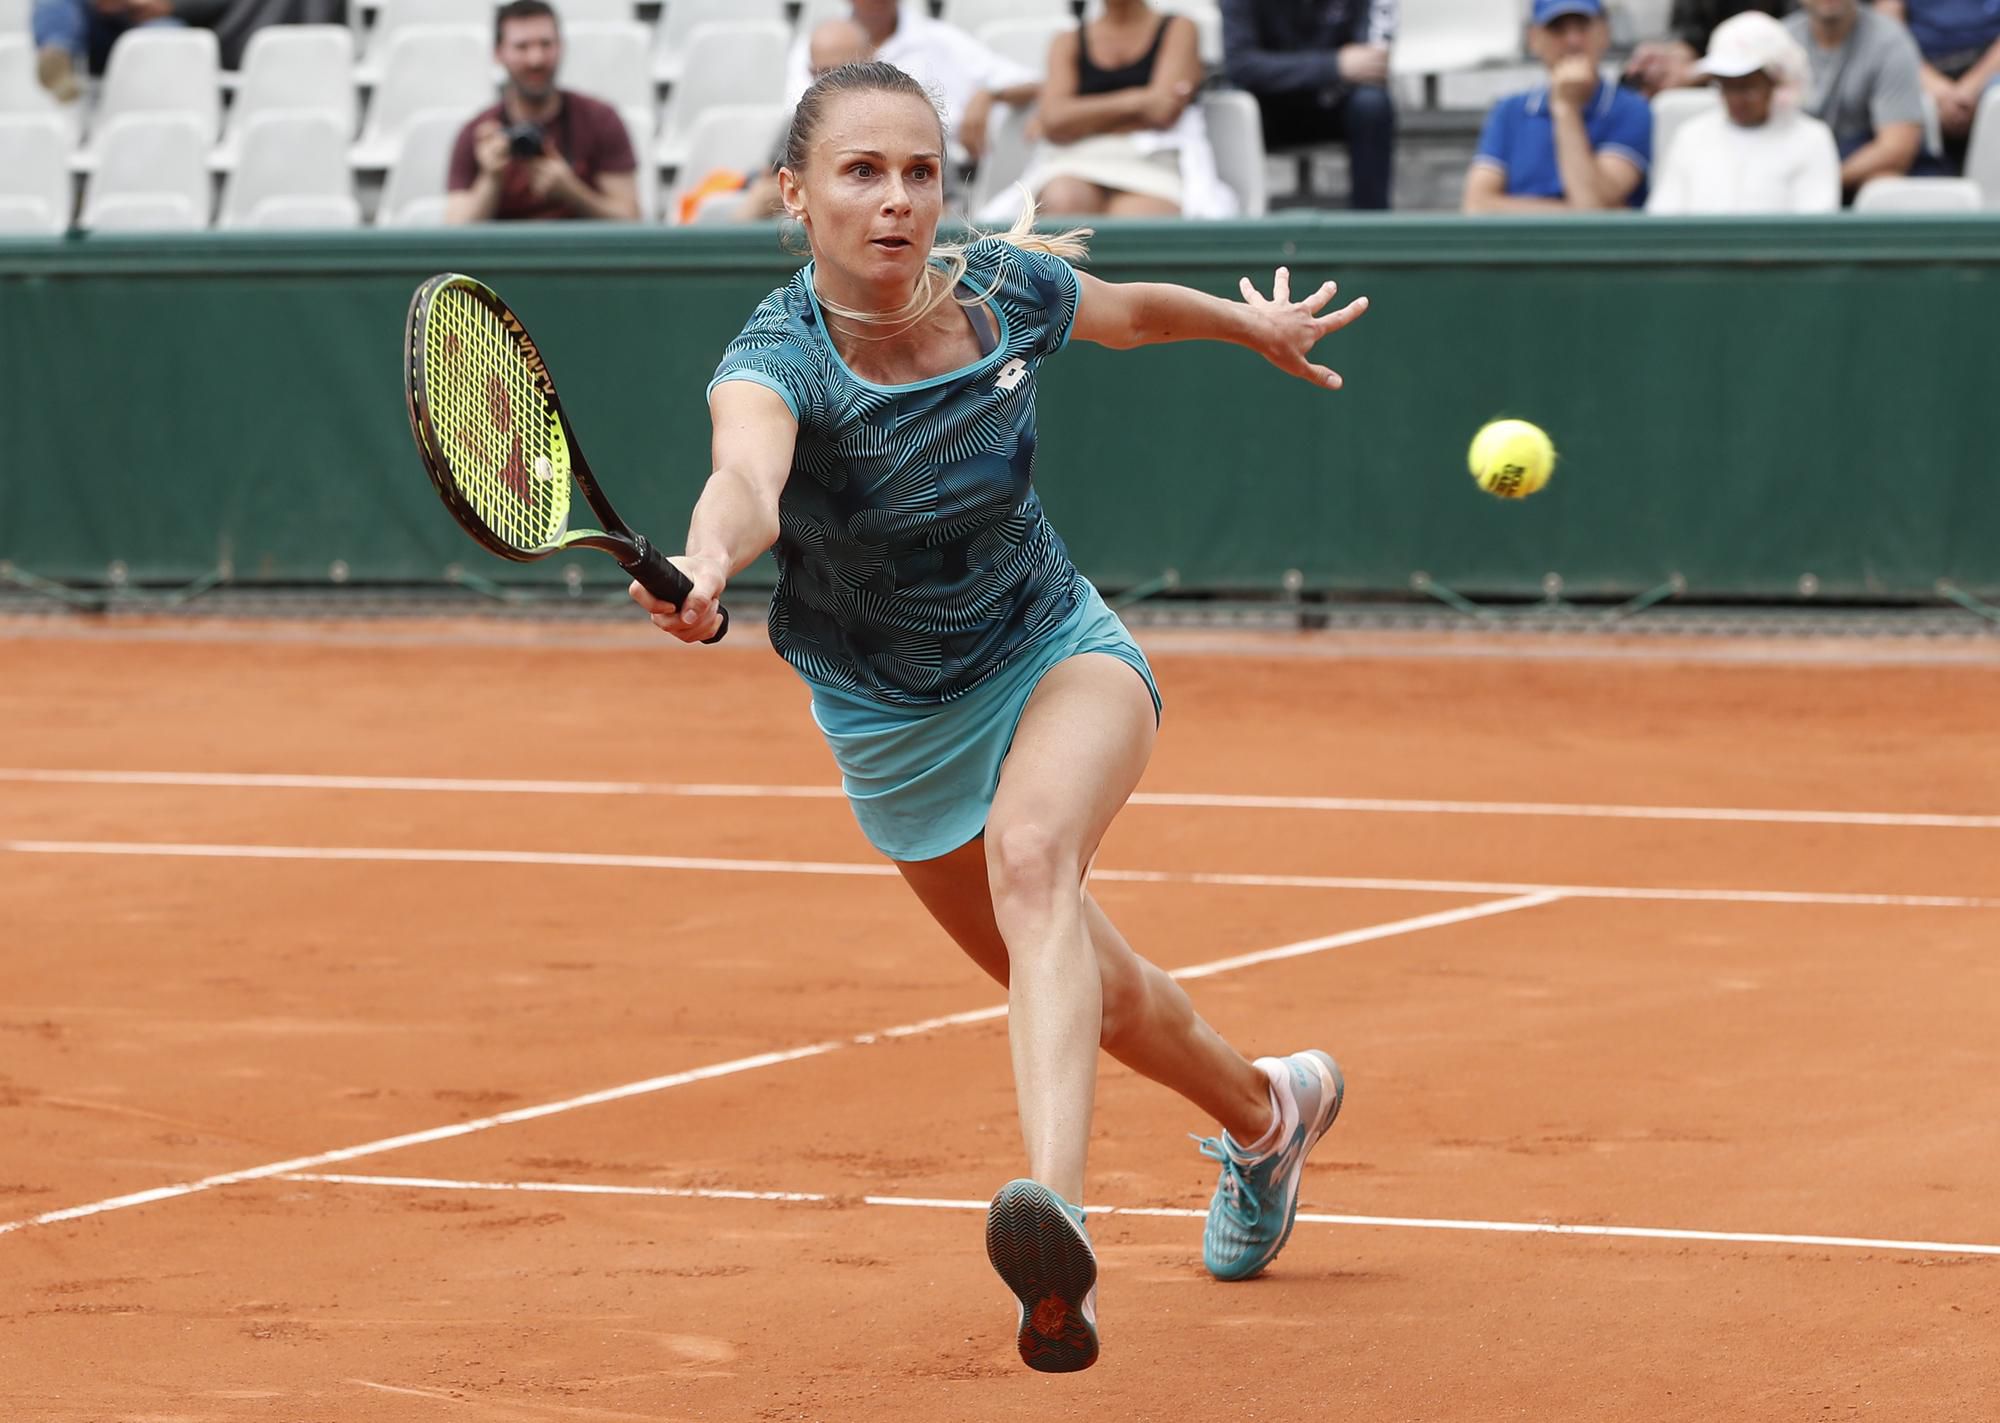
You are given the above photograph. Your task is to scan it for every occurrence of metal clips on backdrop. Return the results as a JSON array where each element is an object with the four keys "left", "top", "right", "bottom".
[
  {"left": 1408, "top": 570, "right": 1689, "bottom": 625},
  {"left": 0, "top": 560, "right": 230, "bottom": 612}
]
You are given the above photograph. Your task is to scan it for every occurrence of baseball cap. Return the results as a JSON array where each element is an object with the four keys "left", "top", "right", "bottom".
[
  {"left": 1696, "top": 11, "right": 1803, "bottom": 80},
  {"left": 1531, "top": 0, "right": 1603, "bottom": 24}
]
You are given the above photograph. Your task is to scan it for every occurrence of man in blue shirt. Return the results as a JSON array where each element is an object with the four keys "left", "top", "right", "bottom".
[
  {"left": 1877, "top": 0, "right": 2000, "bottom": 144},
  {"left": 1463, "top": 0, "right": 1654, "bottom": 211}
]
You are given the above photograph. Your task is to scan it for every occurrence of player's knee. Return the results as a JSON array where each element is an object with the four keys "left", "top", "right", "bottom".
[{"left": 985, "top": 820, "right": 1074, "bottom": 912}]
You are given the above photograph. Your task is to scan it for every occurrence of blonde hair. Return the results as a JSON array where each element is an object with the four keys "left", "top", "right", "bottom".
[{"left": 781, "top": 61, "right": 1093, "bottom": 339}]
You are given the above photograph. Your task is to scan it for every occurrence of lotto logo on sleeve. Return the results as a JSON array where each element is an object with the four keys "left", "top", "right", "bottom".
[{"left": 994, "top": 358, "right": 1028, "bottom": 393}]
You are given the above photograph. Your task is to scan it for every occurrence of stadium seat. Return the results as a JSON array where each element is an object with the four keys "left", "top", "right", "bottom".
[
  {"left": 79, "top": 29, "right": 221, "bottom": 169},
  {"left": 968, "top": 99, "right": 1033, "bottom": 216},
  {"left": 1851, "top": 176, "right": 1982, "bottom": 213},
  {"left": 664, "top": 100, "right": 786, "bottom": 224},
  {"left": 793, "top": 0, "right": 851, "bottom": 31},
  {"left": 0, "top": 113, "right": 71, "bottom": 233},
  {"left": 376, "top": 106, "right": 464, "bottom": 225},
  {"left": 1650, "top": 86, "right": 1720, "bottom": 171},
  {"left": 975, "top": 17, "right": 1068, "bottom": 76},
  {"left": 220, "top": 111, "right": 354, "bottom": 227},
  {"left": 353, "top": 26, "right": 495, "bottom": 168},
  {"left": 620, "top": 103, "right": 658, "bottom": 221},
  {"left": 562, "top": 22, "right": 653, "bottom": 113},
  {"left": 657, "top": 21, "right": 790, "bottom": 169},
  {"left": 1393, "top": 0, "right": 1525, "bottom": 96},
  {"left": 358, "top": 0, "right": 489, "bottom": 84},
  {"left": 81, "top": 113, "right": 211, "bottom": 228},
  {"left": 241, "top": 193, "right": 364, "bottom": 228},
  {"left": 79, "top": 192, "right": 204, "bottom": 231},
  {"left": 1963, "top": 85, "right": 2000, "bottom": 209},
  {"left": 0, "top": 34, "right": 78, "bottom": 145},
  {"left": 654, "top": 0, "right": 786, "bottom": 84},
  {"left": 944, "top": 0, "right": 1071, "bottom": 35},
  {"left": 213, "top": 26, "right": 356, "bottom": 170},
  {"left": 385, "top": 193, "right": 449, "bottom": 226},
  {"left": 0, "top": 0, "right": 24, "bottom": 34},
  {"left": 1201, "top": 87, "right": 1267, "bottom": 217},
  {"left": 557, "top": 0, "right": 640, "bottom": 22}
]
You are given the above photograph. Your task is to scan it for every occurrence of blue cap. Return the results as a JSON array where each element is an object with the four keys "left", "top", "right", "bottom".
[{"left": 1532, "top": 0, "right": 1603, "bottom": 23}]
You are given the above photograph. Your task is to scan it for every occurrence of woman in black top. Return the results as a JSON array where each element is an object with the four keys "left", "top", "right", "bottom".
[{"left": 1014, "top": 0, "right": 1214, "bottom": 216}]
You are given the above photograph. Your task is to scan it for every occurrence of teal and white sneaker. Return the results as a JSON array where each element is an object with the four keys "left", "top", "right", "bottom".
[
  {"left": 1194, "top": 1050, "right": 1345, "bottom": 1282},
  {"left": 985, "top": 1178, "right": 1100, "bottom": 1373}
]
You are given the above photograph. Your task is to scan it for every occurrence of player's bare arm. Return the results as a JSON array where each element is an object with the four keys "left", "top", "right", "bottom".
[{"left": 1071, "top": 268, "right": 1369, "bottom": 390}]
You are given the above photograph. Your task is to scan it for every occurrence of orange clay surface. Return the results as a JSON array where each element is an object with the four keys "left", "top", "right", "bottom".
[{"left": 2, "top": 617, "right": 1998, "bottom": 1422}]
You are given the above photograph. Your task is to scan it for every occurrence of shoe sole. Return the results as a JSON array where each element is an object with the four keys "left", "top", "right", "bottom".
[
  {"left": 985, "top": 1180, "right": 1099, "bottom": 1374},
  {"left": 1207, "top": 1050, "right": 1346, "bottom": 1282}
]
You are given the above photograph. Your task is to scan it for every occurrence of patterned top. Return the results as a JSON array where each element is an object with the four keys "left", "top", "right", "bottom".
[{"left": 708, "top": 238, "right": 1087, "bottom": 708}]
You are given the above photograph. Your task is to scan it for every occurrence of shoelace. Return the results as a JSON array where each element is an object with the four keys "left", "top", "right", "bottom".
[{"left": 1192, "top": 1135, "right": 1264, "bottom": 1230}]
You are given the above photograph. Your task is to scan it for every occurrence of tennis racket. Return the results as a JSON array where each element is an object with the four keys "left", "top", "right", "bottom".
[{"left": 403, "top": 272, "right": 727, "bottom": 642}]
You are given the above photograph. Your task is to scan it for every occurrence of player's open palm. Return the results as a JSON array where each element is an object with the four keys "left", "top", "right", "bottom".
[{"left": 1238, "top": 266, "right": 1368, "bottom": 390}]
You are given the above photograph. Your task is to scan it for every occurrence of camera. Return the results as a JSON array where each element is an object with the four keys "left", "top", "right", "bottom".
[{"left": 504, "top": 121, "right": 546, "bottom": 161}]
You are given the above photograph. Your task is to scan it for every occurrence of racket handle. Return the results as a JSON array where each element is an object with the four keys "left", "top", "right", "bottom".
[{"left": 623, "top": 538, "right": 729, "bottom": 645}]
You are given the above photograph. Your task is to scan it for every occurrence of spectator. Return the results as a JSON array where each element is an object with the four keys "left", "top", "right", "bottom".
[
  {"left": 1464, "top": 0, "right": 1652, "bottom": 213},
  {"left": 732, "top": 18, "right": 877, "bottom": 222},
  {"left": 1008, "top": 0, "right": 1238, "bottom": 218},
  {"left": 1625, "top": 0, "right": 1798, "bottom": 95},
  {"left": 782, "top": 0, "right": 1040, "bottom": 167},
  {"left": 1649, "top": 10, "right": 1841, "bottom": 211},
  {"left": 446, "top": 0, "right": 641, "bottom": 224},
  {"left": 1786, "top": 0, "right": 1926, "bottom": 195},
  {"left": 32, "top": 0, "right": 200, "bottom": 104},
  {"left": 1877, "top": 0, "right": 2000, "bottom": 146},
  {"left": 1218, "top": 0, "right": 1397, "bottom": 211}
]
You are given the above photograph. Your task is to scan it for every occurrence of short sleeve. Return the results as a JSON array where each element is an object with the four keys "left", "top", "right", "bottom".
[
  {"left": 1600, "top": 92, "right": 1653, "bottom": 174},
  {"left": 446, "top": 118, "right": 479, "bottom": 192},
  {"left": 987, "top": 240, "right": 1082, "bottom": 358},
  {"left": 708, "top": 295, "right": 819, "bottom": 424},
  {"left": 592, "top": 101, "right": 636, "bottom": 175},
  {"left": 1868, "top": 28, "right": 1928, "bottom": 132},
  {"left": 1473, "top": 100, "right": 1514, "bottom": 172}
]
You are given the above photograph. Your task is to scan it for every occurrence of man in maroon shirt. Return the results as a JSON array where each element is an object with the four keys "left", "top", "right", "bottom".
[{"left": 446, "top": 0, "right": 642, "bottom": 223}]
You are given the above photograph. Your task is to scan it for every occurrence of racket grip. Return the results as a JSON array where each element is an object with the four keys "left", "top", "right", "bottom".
[{"left": 623, "top": 538, "right": 729, "bottom": 645}]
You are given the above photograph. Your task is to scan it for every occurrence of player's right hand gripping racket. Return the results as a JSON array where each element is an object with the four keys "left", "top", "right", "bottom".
[{"left": 403, "top": 272, "right": 727, "bottom": 642}]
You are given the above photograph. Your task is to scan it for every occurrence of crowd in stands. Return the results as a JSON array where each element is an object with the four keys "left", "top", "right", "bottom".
[{"left": 2, "top": 0, "right": 1997, "bottom": 233}]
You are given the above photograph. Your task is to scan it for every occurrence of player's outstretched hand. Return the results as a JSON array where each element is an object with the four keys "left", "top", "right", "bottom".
[
  {"left": 1237, "top": 266, "right": 1368, "bottom": 391},
  {"left": 629, "top": 552, "right": 728, "bottom": 644}
]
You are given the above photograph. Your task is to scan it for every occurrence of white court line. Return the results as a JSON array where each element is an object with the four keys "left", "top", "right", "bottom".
[
  {"left": 5, "top": 839, "right": 1995, "bottom": 909},
  {"left": 6, "top": 767, "right": 1997, "bottom": 830},
  {"left": 0, "top": 893, "right": 1553, "bottom": 1238},
  {"left": 277, "top": 1172, "right": 2000, "bottom": 1260}
]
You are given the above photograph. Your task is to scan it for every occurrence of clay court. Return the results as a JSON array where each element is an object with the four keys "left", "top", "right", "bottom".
[{"left": 4, "top": 617, "right": 1998, "bottom": 1421}]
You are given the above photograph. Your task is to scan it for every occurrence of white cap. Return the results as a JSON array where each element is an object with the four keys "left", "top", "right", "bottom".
[{"left": 1696, "top": 10, "right": 1809, "bottom": 87}]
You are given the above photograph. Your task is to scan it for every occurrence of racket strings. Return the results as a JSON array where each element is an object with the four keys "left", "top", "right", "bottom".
[{"left": 426, "top": 291, "right": 570, "bottom": 553}]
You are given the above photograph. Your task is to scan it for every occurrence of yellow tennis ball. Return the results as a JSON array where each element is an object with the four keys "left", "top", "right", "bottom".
[{"left": 1468, "top": 419, "right": 1556, "bottom": 499}]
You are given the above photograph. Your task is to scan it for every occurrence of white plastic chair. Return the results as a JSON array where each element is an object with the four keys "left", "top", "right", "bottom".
[
  {"left": 1393, "top": 0, "right": 1524, "bottom": 83},
  {"left": 654, "top": 0, "right": 785, "bottom": 84},
  {"left": 968, "top": 99, "right": 1033, "bottom": 216},
  {"left": 0, "top": 34, "right": 80, "bottom": 147},
  {"left": 1852, "top": 176, "right": 1982, "bottom": 213},
  {"left": 657, "top": 21, "right": 790, "bottom": 168},
  {"left": 1651, "top": 86, "right": 1720, "bottom": 175},
  {"left": 241, "top": 193, "right": 363, "bottom": 227},
  {"left": 0, "top": 0, "right": 27, "bottom": 36},
  {"left": 975, "top": 17, "right": 1068, "bottom": 77},
  {"left": 214, "top": 26, "right": 356, "bottom": 169},
  {"left": 0, "top": 114, "right": 71, "bottom": 233},
  {"left": 79, "top": 191, "right": 205, "bottom": 230},
  {"left": 358, "top": 0, "right": 488, "bottom": 83},
  {"left": 81, "top": 113, "right": 211, "bottom": 227},
  {"left": 945, "top": 0, "right": 1071, "bottom": 35},
  {"left": 663, "top": 100, "right": 785, "bottom": 223},
  {"left": 383, "top": 192, "right": 449, "bottom": 226},
  {"left": 1963, "top": 85, "right": 2000, "bottom": 209},
  {"left": 220, "top": 111, "right": 354, "bottom": 226},
  {"left": 562, "top": 22, "right": 653, "bottom": 113},
  {"left": 80, "top": 29, "right": 222, "bottom": 167},
  {"left": 377, "top": 106, "right": 466, "bottom": 224},
  {"left": 353, "top": 26, "right": 495, "bottom": 168},
  {"left": 557, "top": 0, "right": 639, "bottom": 22},
  {"left": 1201, "top": 87, "right": 1266, "bottom": 217},
  {"left": 621, "top": 102, "right": 657, "bottom": 221}
]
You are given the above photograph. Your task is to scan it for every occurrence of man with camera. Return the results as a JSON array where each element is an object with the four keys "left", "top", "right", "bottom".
[{"left": 446, "top": 0, "right": 641, "bottom": 223}]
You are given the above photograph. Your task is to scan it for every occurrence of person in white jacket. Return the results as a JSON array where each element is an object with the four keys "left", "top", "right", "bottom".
[{"left": 1649, "top": 10, "right": 1842, "bottom": 213}]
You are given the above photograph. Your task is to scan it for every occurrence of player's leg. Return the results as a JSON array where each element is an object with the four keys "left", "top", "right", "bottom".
[{"left": 897, "top": 844, "right": 1271, "bottom": 1145}]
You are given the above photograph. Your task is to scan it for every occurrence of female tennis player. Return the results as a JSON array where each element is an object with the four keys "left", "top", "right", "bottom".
[{"left": 631, "top": 61, "right": 1367, "bottom": 1374}]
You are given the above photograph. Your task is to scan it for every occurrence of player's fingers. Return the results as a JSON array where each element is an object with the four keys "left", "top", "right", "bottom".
[
  {"left": 628, "top": 578, "right": 672, "bottom": 616},
  {"left": 1299, "top": 278, "right": 1339, "bottom": 315},
  {"left": 1314, "top": 295, "right": 1370, "bottom": 335},
  {"left": 1272, "top": 265, "right": 1291, "bottom": 305},
  {"left": 1307, "top": 362, "right": 1343, "bottom": 391},
  {"left": 1238, "top": 274, "right": 1262, "bottom": 305}
]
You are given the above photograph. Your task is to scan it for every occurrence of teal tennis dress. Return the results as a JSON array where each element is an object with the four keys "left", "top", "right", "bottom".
[{"left": 709, "top": 238, "right": 1159, "bottom": 861}]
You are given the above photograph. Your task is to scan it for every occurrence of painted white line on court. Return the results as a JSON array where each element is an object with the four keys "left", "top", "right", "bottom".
[
  {"left": 5, "top": 839, "right": 1995, "bottom": 910},
  {"left": 278, "top": 1173, "right": 2000, "bottom": 1260},
  {"left": 6, "top": 767, "right": 1997, "bottom": 830},
  {"left": 0, "top": 895, "right": 1553, "bottom": 1239}
]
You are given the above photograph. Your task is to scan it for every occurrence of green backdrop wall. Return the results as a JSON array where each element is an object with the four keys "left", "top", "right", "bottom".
[{"left": 2, "top": 216, "right": 1995, "bottom": 600}]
